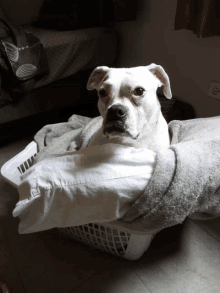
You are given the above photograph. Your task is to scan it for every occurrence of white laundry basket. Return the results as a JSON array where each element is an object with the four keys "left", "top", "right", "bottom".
[{"left": 1, "top": 141, "right": 154, "bottom": 260}]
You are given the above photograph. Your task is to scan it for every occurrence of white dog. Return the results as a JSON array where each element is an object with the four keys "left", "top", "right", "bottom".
[{"left": 86, "top": 63, "right": 172, "bottom": 152}]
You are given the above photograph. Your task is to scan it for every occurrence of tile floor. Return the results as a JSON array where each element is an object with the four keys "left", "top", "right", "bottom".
[{"left": 0, "top": 135, "right": 220, "bottom": 292}]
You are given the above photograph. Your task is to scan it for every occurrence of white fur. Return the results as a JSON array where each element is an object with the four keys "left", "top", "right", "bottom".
[{"left": 87, "top": 64, "right": 172, "bottom": 152}]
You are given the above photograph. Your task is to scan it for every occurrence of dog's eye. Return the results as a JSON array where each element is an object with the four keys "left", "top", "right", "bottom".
[
  {"left": 134, "top": 87, "right": 145, "bottom": 96},
  {"left": 99, "top": 89, "right": 107, "bottom": 97}
]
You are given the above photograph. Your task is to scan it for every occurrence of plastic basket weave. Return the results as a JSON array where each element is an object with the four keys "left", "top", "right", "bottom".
[{"left": 1, "top": 141, "right": 154, "bottom": 260}]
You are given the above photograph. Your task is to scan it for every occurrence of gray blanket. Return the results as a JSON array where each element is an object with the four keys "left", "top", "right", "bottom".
[{"left": 34, "top": 114, "right": 220, "bottom": 234}]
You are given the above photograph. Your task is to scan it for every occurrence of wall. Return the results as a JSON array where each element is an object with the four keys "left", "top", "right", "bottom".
[
  {"left": 111, "top": 0, "right": 220, "bottom": 118},
  {"left": 0, "top": 0, "right": 43, "bottom": 25}
]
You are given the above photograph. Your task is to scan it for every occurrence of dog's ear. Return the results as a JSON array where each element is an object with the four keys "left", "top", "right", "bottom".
[
  {"left": 87, "top": 66, "right": 110, "bottom": 90},
  {"left": 147, "top": 63, "right": 172, "bottom": 99}
]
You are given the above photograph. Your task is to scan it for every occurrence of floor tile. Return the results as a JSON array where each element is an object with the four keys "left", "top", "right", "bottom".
[
  {"left": 0, "top": 226, "right": 5, "bottom": 242},
  {"left": 0, "top": 215, "right": 20, "bottom": 240},
  {"left": 128, "top": 219, "right": 220, "bottom": 293},
  {"left": 0, "top": 178, "right": 19, "bottom": 218},
  {"left": 192, "top": 217, "right": 220, "bottom": 242},
  {"left": 197, "top": 285, "right": 220, "bottom": 293},
  {"left": 0, "top": 135, "right": 34, "bottom": 164},
  {"left": 0, "top": 239, "right": 23, "bottom": 292},
  {"left": 0, "top": 175, "right": 21, "bottom": 240},
  {"left": 173, "top": 219, "right": 220, "bottom": 286},
  {"left": 157, "top": 219, "right": 220, "bottom": 292},
  {"left": 0, "top": 135, "right": 35, "bottom": 240},
  {"left": 73, "top": 259, "right": 150, "bottom": 293},
  {"left": 7, "top": 229, "right": 118, "bottom": 292},
  {"left": 0, "top": 176, "right": 21, "bottom": 241},
  {"left": 161, "top": 270, "right": 216, "bottom": 293}
]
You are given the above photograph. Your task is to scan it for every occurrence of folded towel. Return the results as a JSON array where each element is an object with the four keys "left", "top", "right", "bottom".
[{"left": 110, "top": 116, "right": 220, "bottom": 234}]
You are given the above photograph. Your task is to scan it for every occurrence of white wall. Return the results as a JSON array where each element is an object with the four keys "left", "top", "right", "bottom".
[{"left": 111, "top": 0, "right": 220, "bottom": 118}]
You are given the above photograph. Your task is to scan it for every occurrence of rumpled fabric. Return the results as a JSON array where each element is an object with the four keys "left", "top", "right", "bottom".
[
  {"left": 0, "top": 19, "right": 49, "bottom": 107},
  {"left": 34, "top": 115, "right": 102, "bottom": 158},
  {"left": 13, "top": 143, "right": 156, "bottom": 234},
  {"left": 14, "top": 114, "right": 220, "bottom": 235}
]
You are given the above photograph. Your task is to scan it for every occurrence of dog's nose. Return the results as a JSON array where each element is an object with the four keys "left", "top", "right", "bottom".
[{"left": 106, "top": 104, "right": 127, "bottom": 121}]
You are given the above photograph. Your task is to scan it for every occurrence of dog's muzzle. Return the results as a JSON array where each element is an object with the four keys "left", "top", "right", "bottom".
[
  {"left": 106, "top": 104, "right": 127, "bottom": 122},
  {"left": 103, "top": 104, "right": 130, "bottom": 137}
]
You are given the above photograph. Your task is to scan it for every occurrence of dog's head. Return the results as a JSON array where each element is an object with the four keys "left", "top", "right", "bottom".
[{"left": 87, "top": 64, "right": 172, "bottom": 140}]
